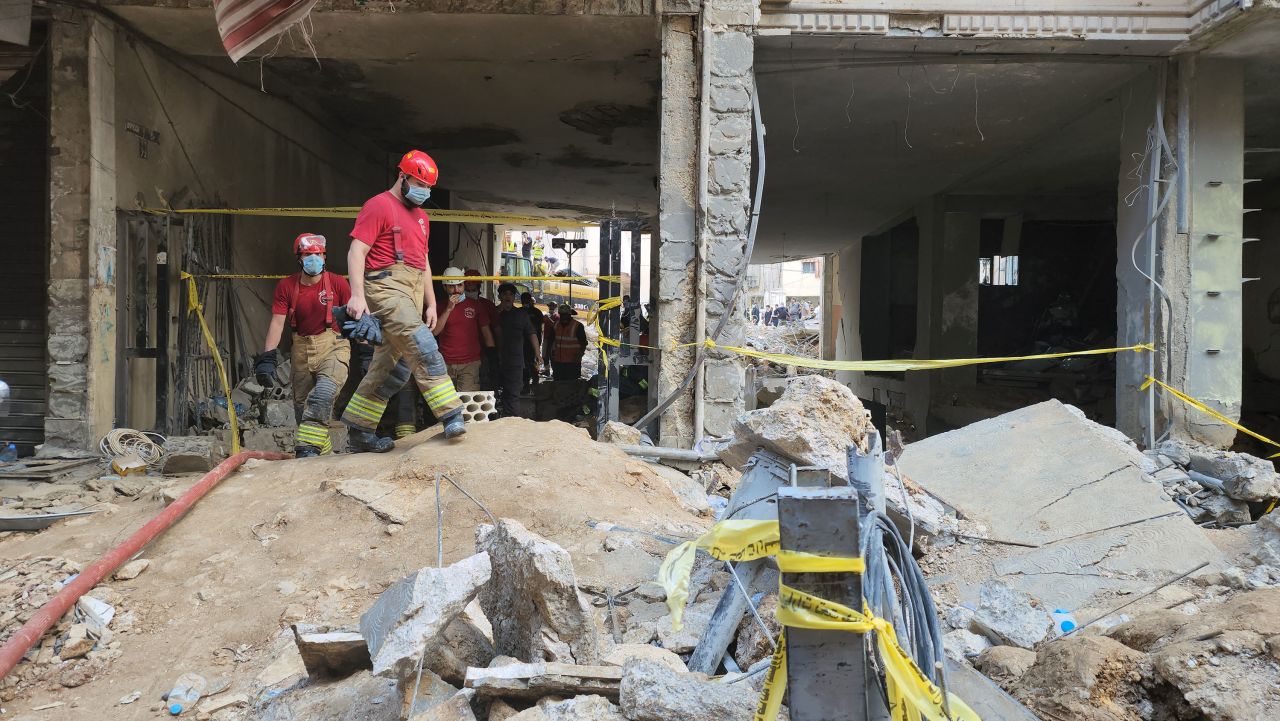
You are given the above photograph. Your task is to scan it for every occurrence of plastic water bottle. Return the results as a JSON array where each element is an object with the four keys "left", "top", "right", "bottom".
[
  {"left": 0, "top": 443, "right": 16, "bottom": 462},
  {"left": 165, "top": 673, "right": 207, "bottom": 715},
  {"left": 1051, "top": 609, "right": 1078, "bottom": 636}
]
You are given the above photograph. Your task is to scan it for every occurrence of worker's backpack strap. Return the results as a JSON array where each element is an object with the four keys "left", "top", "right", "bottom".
[
  {"left": 322, "top": 271, "right": 336, "bottom": 332},
  {"left": 288, "top": 273, "right": 302, "bottom": 333},
  {"left": 391, "top": 225, "right": 404, "bottom": 263}
]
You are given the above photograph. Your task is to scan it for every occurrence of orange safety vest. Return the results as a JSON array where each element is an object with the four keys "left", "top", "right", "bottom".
[{"left": 552, "top": 321, "right": 585, "bottom": 363}]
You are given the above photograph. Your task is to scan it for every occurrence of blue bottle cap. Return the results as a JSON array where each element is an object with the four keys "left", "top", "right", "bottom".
[
  {"left": 169, "top": 703, "right": 183, "bottom": 715},
  {"left": 1060, "top": 620, "right": 1077, "bottom": 632}
]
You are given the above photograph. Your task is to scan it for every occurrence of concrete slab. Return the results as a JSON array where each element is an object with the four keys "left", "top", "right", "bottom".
[{"left": 900, "top": 400, "right": 1222, "bottom": 610}]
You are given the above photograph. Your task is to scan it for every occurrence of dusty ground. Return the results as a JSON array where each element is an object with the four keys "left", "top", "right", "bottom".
[{"left": 0, "top": 419, "right": 706, "bottom": 719}]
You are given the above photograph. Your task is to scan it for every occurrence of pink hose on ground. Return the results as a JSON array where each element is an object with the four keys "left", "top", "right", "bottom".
[{"left": 0, "top": 450, "right": 290, "bottom": 680}]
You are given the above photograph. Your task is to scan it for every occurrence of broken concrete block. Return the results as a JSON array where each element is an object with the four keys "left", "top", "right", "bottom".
[
  {"left": 944, "top": 629, "right": 992, "bottom": 661},
  {"left": 601, "top": 644, "right": 687, "bottom": 674},
  {"left": 507, "top": 695, "right": 624, "bottom": 721},
  {"left": 720, "top": 374, "right": 871, "bottom": 478},
  {"left": 293, "top": 627, "right": 372, "bottom": 678},
  {"left": 360, "top": 552, "right": 492, "bottom": 679},
  {"left": 975, "top": 645, "right": 1037, "bottom": 684},
  {"left": 59, "top": 624, "right": 94, "bottom": 660},
  {"left": 1190, "top": 448, "right": 1280, "bottom": 501},
  {"left": 1012, "top": 636, "right": 1145, "bottom": 721},
  {"left": 1199, "top": 494, "right": 1251, "bottom": 525},
  {"left": 646, "top": 463, "right": 712, "bottom": 516},
  {"left": 1156, "top": 439, "right": 1193, "bottom": 467},
  {"left": 619, "top": 660, "right": 756, "bottom": 721},
  {"left": 258, "top": 670, "right": 400, "bottom": 721},
  {"left": 198, "top": 692, "right": 249, "bottom": 715},
  {"left": 113, "top": 559, "right": 151, "bottom": 581},
  {"left": 162, "top": 435, "right": 226, "bottom": 474},
  {"left": 426, "top": 616, "right": 497, "bottom": 686},
  {"left": 262, "top": 400, "right": 297, "bottom": 428},
  {"left": 599, "top": 421, "right": 642, "bottom": 446},
  {"left": 402, "top": 667, "right": 461, "bottom": 718},
  {"left": 112, "top": 476, "right": 148, "bottom": 497},
  {"left": 488, "top": 699, "right": 521, "bottom": 721},
  {"left": 973, "top": 581, "right": 1052, "bottom": 650},
  {"left": 653, "top": 598, "right": 717, "bottom": 654},
  {"left": 242, "top": 427, "right": 295, "bottom": 454},
  {"left": 325, "top": 478, "right": 421, "bottom": 525},
  {"left": 476, "top": 519, "right": 598, "bottom": 665},
  {"left": 464, "top": 661, "right": 621, "bottom": 699},
  {"left": 409, "top": 688, "right": 477, "bottom": 721}
]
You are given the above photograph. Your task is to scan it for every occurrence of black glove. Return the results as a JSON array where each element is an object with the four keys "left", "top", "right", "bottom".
[
  {"left": 254, "top": 349, "right": 278, "bottom": 388},
  {"left": 343, "top": 313, "right": 384, "bottom": 346},
  {"left": 332, "top": 305, "right": 352, "bottom": 336}
]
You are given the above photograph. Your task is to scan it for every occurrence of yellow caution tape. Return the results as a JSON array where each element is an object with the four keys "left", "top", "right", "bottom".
[
  {"left": 708, "top": 340, "right": 1155, "bottom": 373},
  {"left": 180, "top": 273, "right": 240, "bottom": 454},
  {"left": 658, "top": 520, "right": 781, "bottom": 629},
  {"left": 766, "top": 584, "right": 982, "bottom": 721},
  {"left": 143, "top": 206, "right": 593, "bottom": 228},
  {"left": 1142, "top": 375, "right": 1280, "bottom": 459}
]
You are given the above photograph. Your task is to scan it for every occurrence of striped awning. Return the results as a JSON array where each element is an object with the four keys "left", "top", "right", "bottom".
[{"left": 213, "top": 0, "right": 320, "bottom": 63}]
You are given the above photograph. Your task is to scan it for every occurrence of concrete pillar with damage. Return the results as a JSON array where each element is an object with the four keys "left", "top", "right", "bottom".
[
  {"left": 1116, "top": 59, "right": 1244, "bottom": 448},
  {"left": 46, "top": 9, "right": 117, "bottom": 450},
  {"left": 654, "top": 0, "right": 755, "bottom": 446}
]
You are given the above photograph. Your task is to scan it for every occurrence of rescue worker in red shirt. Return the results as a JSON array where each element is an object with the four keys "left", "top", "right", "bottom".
[
  {"left": 433, "top": 267, "right": 495, "bottom": 391},
  {"left": 255, "top": 233, "right": 352, "bottom": 457},
  {"left": 336, "top": 150, "right": 464, "bottom": 452},
  {"left": 550, "top": 304, "right": 588, "bottom": 381}
]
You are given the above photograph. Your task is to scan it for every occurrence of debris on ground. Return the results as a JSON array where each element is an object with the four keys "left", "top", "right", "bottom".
[{"left": 3, "top": 381, "right": 1277, "bottom": 721}]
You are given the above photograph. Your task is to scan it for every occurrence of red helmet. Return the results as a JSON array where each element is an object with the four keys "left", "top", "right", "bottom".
[
  {"left": 294, "top": 233, "right": 327, "bottom": 255},
  {"left": 399, "top": 150, "right": 439, "bottom": 186}
]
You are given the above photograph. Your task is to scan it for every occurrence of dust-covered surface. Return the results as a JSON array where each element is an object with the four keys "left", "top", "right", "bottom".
[{"left": 0, "top": 419, "right": 707, "bottom": 718}]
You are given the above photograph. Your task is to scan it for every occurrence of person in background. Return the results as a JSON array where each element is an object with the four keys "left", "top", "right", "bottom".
[
  {"left": 520, "top": 292, "right": 546, "bottom": 391},
  {"left": 762, "top": 304, "right": 774, "bottom": 327},
  {"left": 542, "top": 303, "right": 559, "bottom": 377},
  {"left": 461, "top": 268, "right": 500, "bottom": 390},
  {"left": 549, "top": 304, "right": 588, "bottom": 381},
  {"left": 495, "top": 283, "right": 541, "bottom": 416},
  {"left": 434, "top": 267, "right": 495, "bottom": 391},
  {"left": 521, "top": 233, "right": 533, "bottom": 259},
  {"left": 772, "top": 304, "right": 787, "bottom": 327},
  {"left": 532, "top": 241, "right": 546, "bottom": 276},
  {"left": 751, "top": 302, "right": 761, "bottom": 325},
  {"left": 255, "top": 233, "right": 351, "bottom": 457}
]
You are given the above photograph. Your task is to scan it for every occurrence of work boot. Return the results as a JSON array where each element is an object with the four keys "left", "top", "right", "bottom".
[
  {"left": 442, "top": 411, "right": 467, "bottom": 440},
  {"left": 347, "top": 428, "right": 394, "bottom": 453},
  {"left": 294, "top": 444, "right": 321, "bottom": 459}
]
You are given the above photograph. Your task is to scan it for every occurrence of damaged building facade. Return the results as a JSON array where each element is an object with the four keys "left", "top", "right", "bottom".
[{"left": 1, "top": 0, "right": 1279, "bottom": 452}]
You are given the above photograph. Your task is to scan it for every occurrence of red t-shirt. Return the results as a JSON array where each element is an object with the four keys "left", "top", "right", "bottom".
[
  {"left": 350, "top": 191, "right": 430, "bottom": 271},
  {"left": 271, "top": 272, "right": 352, "bottom": 337},
  {"left": 437, "top": 297, "right": 492, "bottom": 364}
]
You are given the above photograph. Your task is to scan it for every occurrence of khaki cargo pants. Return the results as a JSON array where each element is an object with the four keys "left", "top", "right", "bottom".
[
  {"left": 290, "top": 330, "right": 350, "bottom": 453},
  {"left": 340, "top": 263, "right": 461, "bottom": 432}
]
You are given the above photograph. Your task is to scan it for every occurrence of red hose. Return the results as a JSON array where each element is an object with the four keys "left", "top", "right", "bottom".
[{"left": 0, "top": 450, "right": 289, "bottom": 680}]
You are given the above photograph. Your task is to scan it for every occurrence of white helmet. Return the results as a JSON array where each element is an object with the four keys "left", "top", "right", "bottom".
[{"left": 441, "top": 266, "right": 466, "bottom": 286}]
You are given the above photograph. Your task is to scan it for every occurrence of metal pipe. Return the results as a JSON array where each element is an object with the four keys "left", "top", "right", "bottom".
[
  {"left": 613, "top": 443, "right": 720, "bottom": 463},
  {"left": 1187, "top": 469, "right": 1226, "bottom": 493},
  {"left": 1176, "top": 57, "right": 1191, "bottom": 235},
  {"left": 0, "top": 450, "right": 289, "bottom": 680}
]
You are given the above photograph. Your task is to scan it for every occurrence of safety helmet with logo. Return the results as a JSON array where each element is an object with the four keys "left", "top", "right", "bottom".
[
  {"left": 294, "top": 233, "right": 327, "bottom": 256},
  {"left": 399, "top": 150, "right": 439, "bottom": 187},
  {"left": 441, "top": 267, "right": 466, "bottom": 287}
]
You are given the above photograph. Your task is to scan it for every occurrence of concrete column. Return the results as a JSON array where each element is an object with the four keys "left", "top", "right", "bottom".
[
  {"left": 654, "top": 9, "right": 699, "bottom": 446},
  {"left": 654, "top": 0, "right": 755, "bottom": 445},
  {"left": 47, "top": 10, "right": 116, "bottom": 450},
  {"left": 1116, "top": 60, "right": 1244, "bottom": 448},
  {"left": 1177, "top": 57, "right": 1244, "bottom": 446},
  {"left": 1115, "top": 68, "right": 1159, "bottom": 442},
  {"left": 699, "top": 0, "right": 755, "bottom": 438}
]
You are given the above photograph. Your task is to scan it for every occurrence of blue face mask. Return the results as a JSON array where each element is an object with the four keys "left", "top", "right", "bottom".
[
  {"left": 301, "top": 255, "right": 324, "bottom": 276},
  {"left": 402, "top": 179, "right": 431, "bottom": 207}
]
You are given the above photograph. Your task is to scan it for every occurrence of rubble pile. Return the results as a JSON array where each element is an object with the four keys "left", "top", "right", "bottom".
[
  {"left": 3, "top": 373, "right": 1278, "bottom": 719},
  {"left": 1142, "top": 438, "right": 1280, "bottom": 527},
  {"left": 0, "top": 556, "right": 141, "bottom": 699}
]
